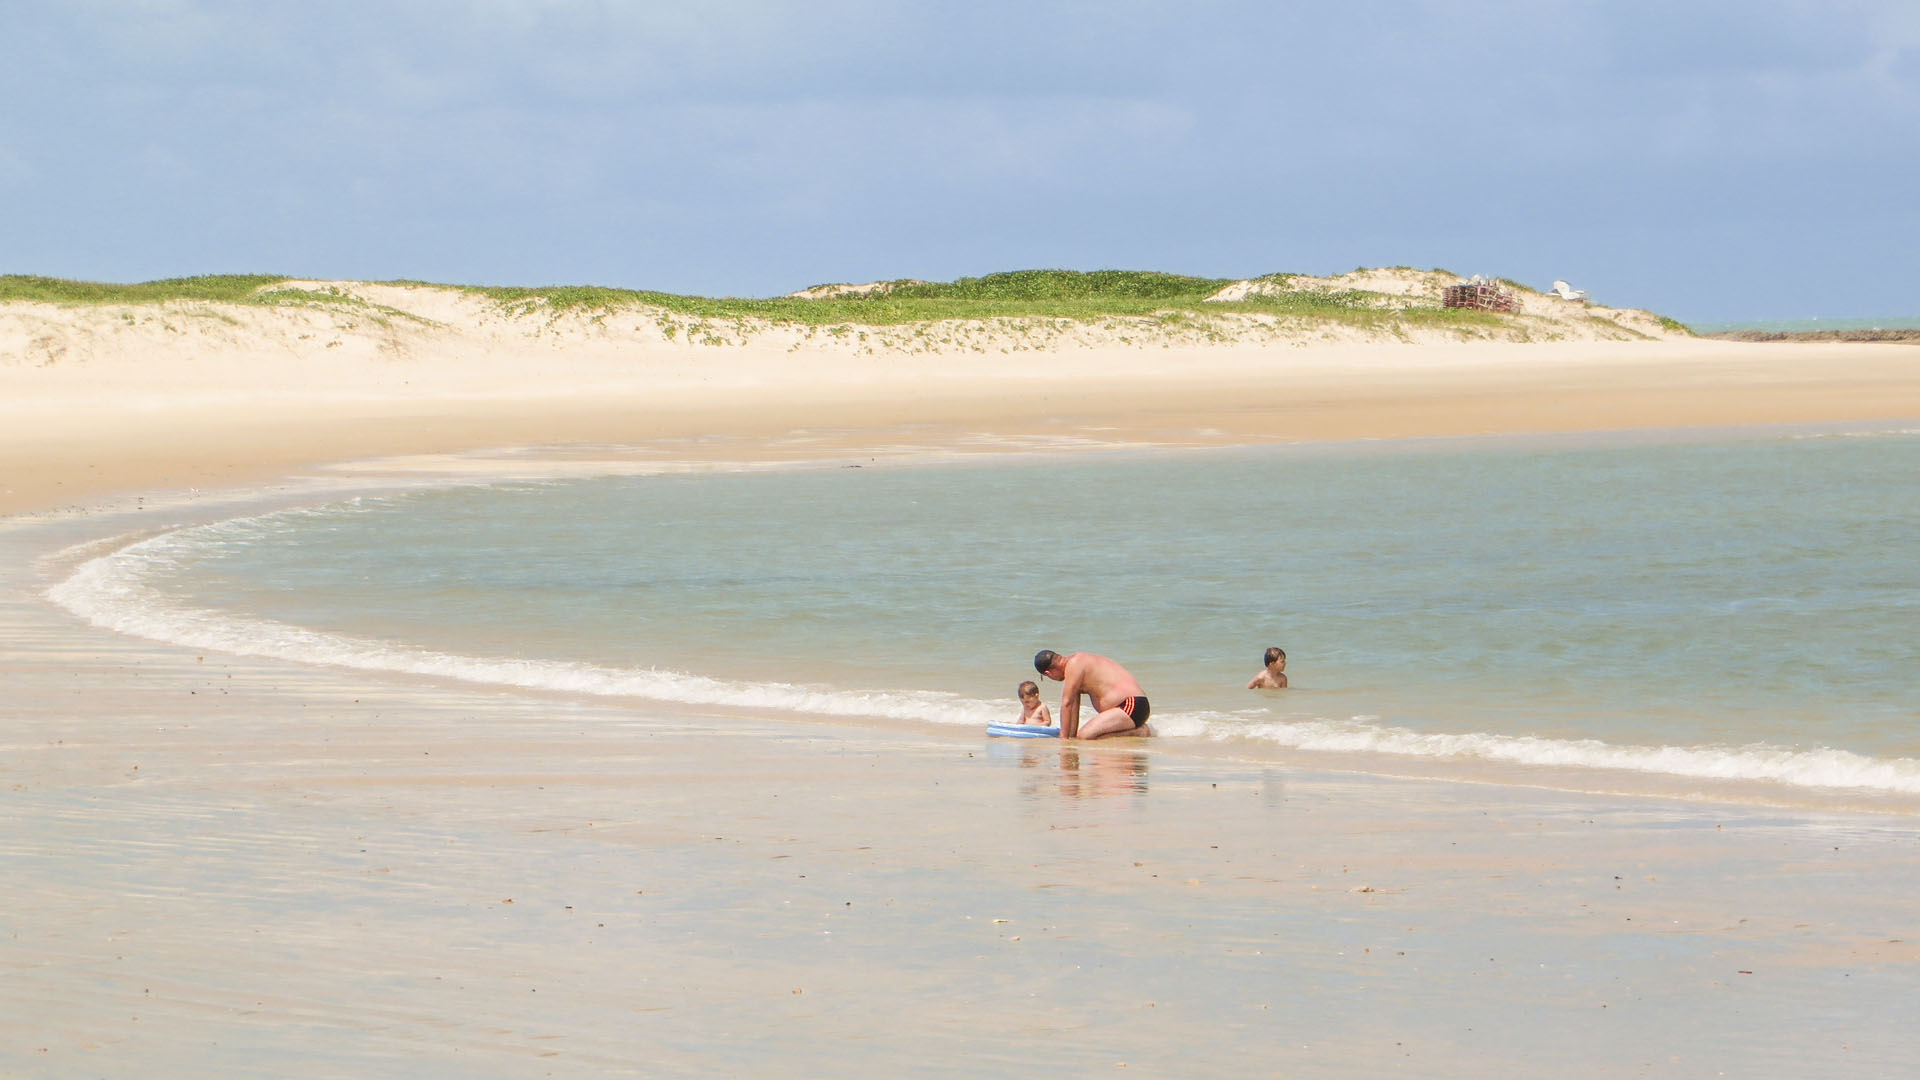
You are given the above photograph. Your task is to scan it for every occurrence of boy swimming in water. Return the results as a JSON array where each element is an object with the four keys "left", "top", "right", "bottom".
[
  {"left": 1015, "top": 680, "right": 1054, "bottom": 726},
  {"left": 1247, "top": 646, "right": 1289, "bottom": 689}
]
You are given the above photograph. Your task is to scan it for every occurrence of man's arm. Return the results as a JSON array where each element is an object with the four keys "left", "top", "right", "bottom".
[{"left": 1058, "top": 667, "right": 1084, "bottom": 739}]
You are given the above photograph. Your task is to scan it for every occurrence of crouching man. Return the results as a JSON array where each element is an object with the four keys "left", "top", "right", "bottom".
[{"left": 1032, "top": 649, "right": 1152, "bottom": 739}]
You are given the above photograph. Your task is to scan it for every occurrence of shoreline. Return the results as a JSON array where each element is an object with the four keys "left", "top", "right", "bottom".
[
  {"left": 8, "top": 335, "right": 1920, "bottom": 1073},
  {"left": 1705, "top": 329, "right": 1920, "bottom": 343},
  {"left": 7, "top": 480, "right": 1920, "bottom": 1074},
  {"left": 22, "top": 423, "right": 1920, "bottom": 819},
  {"left": 10, "top": 333, "right": 1920, "bottom": 812}
]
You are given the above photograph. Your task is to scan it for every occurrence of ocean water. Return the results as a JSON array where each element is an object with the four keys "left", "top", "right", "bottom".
[
  {"left": 1692, "top": 316, "right": 1920, "bottom": 333},
  {"left": 52, "top": 427, "right": 1920, "bottom": 799}
]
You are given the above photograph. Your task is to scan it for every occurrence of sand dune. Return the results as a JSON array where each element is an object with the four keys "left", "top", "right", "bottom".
[{"left": 4, "top": 277, "right": 1918, "bottom": 517}]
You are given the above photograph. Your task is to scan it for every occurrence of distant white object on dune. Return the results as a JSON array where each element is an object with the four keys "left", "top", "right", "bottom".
[
  {"left": 1552, "top": 280, "right": 1589, "bottom": 302},
  {"left": 786, "top": 280, "right": 928, "bottom": 300}
]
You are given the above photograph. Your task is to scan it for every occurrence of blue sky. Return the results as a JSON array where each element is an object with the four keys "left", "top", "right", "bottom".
[{"left": 3, "top": 1, "right": 1915, "bottom": 322}]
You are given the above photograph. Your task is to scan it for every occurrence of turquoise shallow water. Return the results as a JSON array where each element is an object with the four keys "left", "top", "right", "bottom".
[{"left": 53, "top": 427, "right": 1920, "bottom": 796}]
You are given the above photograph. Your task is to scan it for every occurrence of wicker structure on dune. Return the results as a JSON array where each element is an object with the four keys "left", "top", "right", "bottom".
[{"left": 1442, "top": 279, "right": 1520, "bottom": 313}]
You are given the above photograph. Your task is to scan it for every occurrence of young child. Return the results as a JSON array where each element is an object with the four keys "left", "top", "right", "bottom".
[
  {"left": 1016, "top": 680, "right": 1055, "bottom": 726},
  {"left": 1247, "top": 646, "right": 1289, "bottom": 689}
]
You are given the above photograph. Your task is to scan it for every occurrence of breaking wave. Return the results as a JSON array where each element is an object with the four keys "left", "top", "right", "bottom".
[{"left": 1154, "top": 713, "right": 1920, "bottom": 795}]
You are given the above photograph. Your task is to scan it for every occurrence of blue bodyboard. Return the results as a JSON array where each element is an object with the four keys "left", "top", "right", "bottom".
[{"left": 987, "top": 722, "right": 1061, "bottom": 739}]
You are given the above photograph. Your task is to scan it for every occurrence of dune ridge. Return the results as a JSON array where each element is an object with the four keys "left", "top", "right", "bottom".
[
  {"left": 1, "top": 267, "right": 1685, "bottom": 380},
  {"left": 4, "top": 269, "right": 1916, "bottom": 518}
]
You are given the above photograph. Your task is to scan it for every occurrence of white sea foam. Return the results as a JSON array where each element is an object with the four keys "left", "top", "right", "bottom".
[
  {"left": 1791, "top": 427, "right": 1920, "bottom": 440},
  {"left": 49, "top": 526, "right": 1007, "bottom": 728},
  {"left": 49, "top": 519, "right": 1920, "bottom": 797},
  {"left": 1154, "top": 712, "right": 1920, "bottom": 795}
]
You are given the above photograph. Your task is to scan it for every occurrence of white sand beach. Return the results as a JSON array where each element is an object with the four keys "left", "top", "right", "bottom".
[
  {"left": 5, "top": 289, "right": 1920, "bottom": 1075},
  {"left": 7, "top": 280, "right": 1918, "bottom": 516}
]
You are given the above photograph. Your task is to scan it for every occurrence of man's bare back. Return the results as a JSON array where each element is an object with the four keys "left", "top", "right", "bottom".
[{"left": 1033, "top": 649, "right": 1151, "bottom": 739}]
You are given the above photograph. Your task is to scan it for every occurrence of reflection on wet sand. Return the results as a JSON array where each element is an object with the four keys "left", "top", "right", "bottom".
[{"left": 1012, "top": 742, "right": 1150, "bottom": 799}]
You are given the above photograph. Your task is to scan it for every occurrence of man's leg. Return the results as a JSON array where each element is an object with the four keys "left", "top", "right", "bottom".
[{"left": 1076, "top": 706, "right": 1143, "bottom": 740}]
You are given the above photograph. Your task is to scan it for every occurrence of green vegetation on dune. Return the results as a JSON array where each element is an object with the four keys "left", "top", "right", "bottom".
[
  {"left": 0, "top": 273, "right": 438, "bottom": 328},
  {"left": 1237, "top": 290, "right": 1509, "bottom": 330},
  {"left": 0, "top": 273, "right": 292, "bottom": 305},
  {"left": 889, "top": 269, "right": 1233, "bottom": 301},
  {"left": 0, "top": 268, "right": 1590, "bottom": 337},
  {"left": 437, "top": 270, "right": 1236, "bottom": 325},
  {"left": 441, "top": 269, "right": 1504, "bottom": 330}
]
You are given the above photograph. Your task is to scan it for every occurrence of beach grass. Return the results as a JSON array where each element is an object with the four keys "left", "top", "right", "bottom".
[
  {"left": 442, "top": 269, "right": 1512, "bottom": 331},
  {"left": 0, "top": 268, "right": 1543, "bottom": 334},
  {"left": 0, "top": 273, "right": 447, "bottom": 328},
  {"left": 0, "top": 273, "right": 293, "bottom": 305},
  {"left": 437, "top": 269, "right": 1245, "bottom": 325}
]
